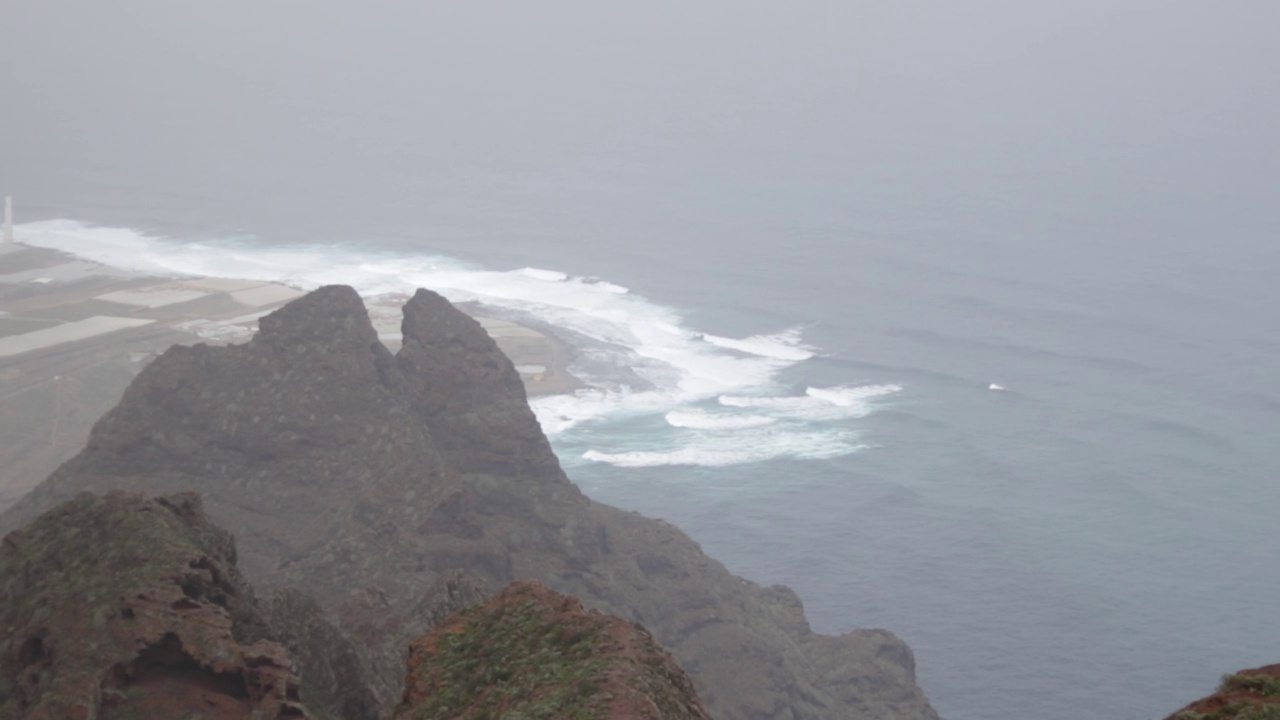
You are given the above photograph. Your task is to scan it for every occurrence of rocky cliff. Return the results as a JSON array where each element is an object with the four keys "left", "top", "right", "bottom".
[
  {"left": 0, "top": 491, "right": 308, "bottom": 719},
  {"left": 1163, "top": 665, "right": 1280, "bottom": 720},
  {"left": 1, "top": 491, "right": 717, "bottom": 720},
  {"left": 394, "top": 580, "right": 713, "bottom": 720},
  {"left": 0, "top": 285, "right": 938, "bottom": 720}
]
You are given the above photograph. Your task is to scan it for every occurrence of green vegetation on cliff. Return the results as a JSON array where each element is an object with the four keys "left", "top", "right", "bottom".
[
  {"left": 1167, "top": 666, "right": 1280, "bottom": 720},
  {"left": 395, "top": 580, "right": 713, "bottom": 720},
  {"left": 0, "top": 491, "right": 305, "bottom": 719},
  {"left": 411, "top": 599, "right": 604, "bottom": 718}
]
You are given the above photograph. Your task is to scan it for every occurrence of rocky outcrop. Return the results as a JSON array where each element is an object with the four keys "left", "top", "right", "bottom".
[
  {"left": 394, "top": 580, "right": 713, "bottom": 720},
  {"left": 283, "top": 569, "right": 493, "bottom": 718},
  {"left": 1163, "top": 665, "right": 1280, "bottom": 720},
  {"left": 3, "top": 286, "right": 448, "bottom": 606},
  {"left": 0, "top": 491, "right": 308, "bottom": 719},
  {"left": 0, "top": 285, "right": 938, "bottom": 720},
  {"left": 264, "top": 589, "right": 384, "bottom": 720},
  {"left": 399, "top": 288, "right": 563, "bottom": 480}
]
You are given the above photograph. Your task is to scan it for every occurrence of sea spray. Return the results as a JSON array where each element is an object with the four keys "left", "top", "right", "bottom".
[{"left": 16, "top": 219, "right": 901, "bottom": 468}]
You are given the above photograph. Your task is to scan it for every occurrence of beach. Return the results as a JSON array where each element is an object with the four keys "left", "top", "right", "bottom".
[{"left": 0, "top": 240, "right": 578, "bottom": 512}]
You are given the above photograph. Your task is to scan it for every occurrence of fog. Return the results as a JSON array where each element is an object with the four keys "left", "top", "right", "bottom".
[
  {"left": 3, "top": 3, "right": 1279, "bottom": 719},
  {"left": 5, "top": 1, "right": 1276, "bottom": 248}
]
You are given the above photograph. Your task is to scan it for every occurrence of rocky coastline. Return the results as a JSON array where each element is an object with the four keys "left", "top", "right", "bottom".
[
  {"left": 0, "top": 245, "right": 1268, "bottom": 719},
  {"left": 0, "top": 282, "right": 937, "bottom": 719},
  {"left": 0, "top": 242, "right": 576, "bottom": 512}
]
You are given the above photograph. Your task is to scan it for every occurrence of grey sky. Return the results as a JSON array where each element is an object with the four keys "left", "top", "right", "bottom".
[
  {"left": 2, "top": 1, "right": 1276, "bottom": 246},
  {"left": 2, "top": 6, "right": 1278, "bottom": 719}
]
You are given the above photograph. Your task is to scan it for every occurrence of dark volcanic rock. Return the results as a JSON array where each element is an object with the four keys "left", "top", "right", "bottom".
[
  {"left": 1163, "top": 665, "right": 1280, "bottom": 720},
  {"left": 0, "top": 491, "right": 307, "bottom": 719},
  {"left": 394, "top": 580, "right": 714, "bottom": 720},
  {"left": 0, "top": 285, "right": 939, "bottom": 720},
  {"left": 264, "top": 589, "right": 384, "bottom": 720},
  {"left": 399, "top": 288, "right": 564, "bottom": 480},
  {"left": 4, "top": 286, "right": 449, "bottom": 606}
]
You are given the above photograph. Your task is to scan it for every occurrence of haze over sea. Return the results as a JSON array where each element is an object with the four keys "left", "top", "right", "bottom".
[{"left": 4, "top": 2, "right": 1278, "bottom": 718}]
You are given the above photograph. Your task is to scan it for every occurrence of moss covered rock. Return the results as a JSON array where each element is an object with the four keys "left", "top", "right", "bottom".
[
  {"left": 1165, "top": 665, "right": 1280, "bottom": 720},
  {"left": 0, "top": 491, "right": 308, "bottom": 719},
  {"left": 395, "top": 580, "right": 713, "bottom": 720}
]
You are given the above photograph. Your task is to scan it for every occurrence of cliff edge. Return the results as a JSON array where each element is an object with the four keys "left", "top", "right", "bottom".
[
  {"left": 394, "top": 580, "right": 713, "bottom": 720},
  {"left": 0, "top": 491, "right": 308, "bottom": 719},
  {"left": 0, "top": 285, "right": 938, "bottom": 720},
  {"left": 1164, "top": 665, "right": 1280, "bottom": 720}
]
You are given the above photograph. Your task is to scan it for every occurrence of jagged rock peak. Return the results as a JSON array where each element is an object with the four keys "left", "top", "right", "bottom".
[
  {"left": 256, "top": 283, "right": 381, "bottom": 350},
  {"left": 0, "top": 285, "right": 941, "bottom": 720},
  {"left": 400, "top": 287, "right": 525, "bottom": 404},
  {"left": 399, "top": 287, "right": 565, "bottom": 480},
  {"left": 394, "top": 580, "right": 715, "bottom": 720},
  {"left": 0, "top": 491, "right": 309, "bottom": 719}
]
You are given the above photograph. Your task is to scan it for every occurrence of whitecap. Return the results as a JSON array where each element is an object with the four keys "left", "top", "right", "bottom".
[
  {"left": 701, "top": 327, "right": 816, "bottom": 361},
  {"left": 518, "top": 267, "right": 568, "bottom": 282},
  {"left": 664, "top": 409, "right": 777, "bottom": 430},
  {"left": 718, "top": 384, "right": 902, "bottom": 421},
  {"left": 590, "top": 280, "right": 629, "bottom": 294},
  {"left": 17, "top": 219, "right": 902, "bottom": 468},
  {"left": 805, "top": 384, "right": 902, "bottom": 406},
  {"left": 581, "top": 426, "right": 865, "bottom": 468}
]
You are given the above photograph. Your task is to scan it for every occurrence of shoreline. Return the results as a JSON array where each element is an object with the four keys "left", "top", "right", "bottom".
[{"left": 0, "top": 240, "right": 580, "bottom": 511}]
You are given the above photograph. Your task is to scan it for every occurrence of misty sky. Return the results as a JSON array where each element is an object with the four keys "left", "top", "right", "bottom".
[
  {"left": 7, "top": 2, "right": 1277, "bottom": 169},
  {"left": 1, "top": 1, "right": 1276, "bottom": 271},
  {"left": 3, "top": 5, "right": 1279, "bottom": 719}
]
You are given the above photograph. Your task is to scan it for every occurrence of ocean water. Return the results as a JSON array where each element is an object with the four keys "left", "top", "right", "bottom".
[
  {"left": 14, "top": 157, "right": 1279, "bottom": 720},
  {"left": 4, "top": 3, "right": 1280, "bottom": 719}
]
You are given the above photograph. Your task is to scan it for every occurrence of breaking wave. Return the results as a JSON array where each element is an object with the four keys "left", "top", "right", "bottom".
[
  {"left": 701, "top": 328, "right": 816, "bottom": 361},
  {"left": 719, "top": 384, "right": 903, "bottom": 420},
  {"left": 15, "top": 219, "right": 901, "bottom": 468},
  {"left": 582, "top": 425, "right": 866, "bottom": 468},
  {"left": 665, "top": 409, "right": 777, "bottom": 430}
]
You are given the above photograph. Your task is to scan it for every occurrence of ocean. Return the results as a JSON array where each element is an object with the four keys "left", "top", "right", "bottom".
[{"left": 4, "top": 2, "right": 1279, "bottom": 718}]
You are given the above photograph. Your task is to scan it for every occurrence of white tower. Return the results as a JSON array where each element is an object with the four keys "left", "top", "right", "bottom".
[{"left": 3, "top": 196, "right": 12, "bottom": 243}]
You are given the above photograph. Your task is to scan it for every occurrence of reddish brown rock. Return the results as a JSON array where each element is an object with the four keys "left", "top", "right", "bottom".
[
  {"left": 1163, "top": 664, "right": 1280, "bottom": 720},
  {"left": 0, "top": 492, "right": 308, "bottom": 719},
  {"left": 395, "top": 580, "right": 714, "bottom": 720}
]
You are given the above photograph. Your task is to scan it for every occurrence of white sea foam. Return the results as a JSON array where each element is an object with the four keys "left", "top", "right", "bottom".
[
  {"left": 701, "top": 327, "right": 816, "bottom": 361},
  {"left": 806, "top": 384, "right": 902, "bottom": 406},
  {"left": 582, "top": 426, "right": 864, "bottom": 468},
  {"left": 665, "top": 409, "right": 777, "bottom": 430},
  {"left": 16, "top": 220, "right": 900, "bottom": 467},
  {"left": 518, "top": 267, "right": 568, "bottom": 282},
  {"left": 719, "top": 384, "right": 902, "bottom": 421},
  {"left": 591, "top": 281, "right": 630, "bottom": 294}
]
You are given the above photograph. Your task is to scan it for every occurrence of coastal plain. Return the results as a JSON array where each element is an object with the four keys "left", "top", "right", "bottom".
[{"left": 0, "top": 241, "right": 577, "bottom": 512}]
